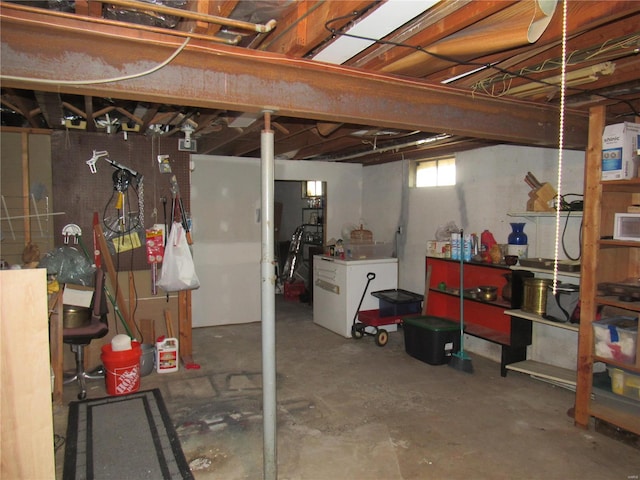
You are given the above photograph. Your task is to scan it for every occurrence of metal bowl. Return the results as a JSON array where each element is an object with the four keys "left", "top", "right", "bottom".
[
  {"left": 464, "top": 287, "right": 481, "bottom": 299},
  {"left": 504, "top": 255, "right": 518, "bottom": 266},
  {"left": 63, "top": 305, "right": 92, "bottom": 328},
  {"left": 478, "top": 285, "right": 498, "bottom": 301}
]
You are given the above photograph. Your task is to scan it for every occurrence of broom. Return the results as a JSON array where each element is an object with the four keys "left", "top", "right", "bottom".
[{"left": 449, "top": 229, "right": 474, "bottom": 373}]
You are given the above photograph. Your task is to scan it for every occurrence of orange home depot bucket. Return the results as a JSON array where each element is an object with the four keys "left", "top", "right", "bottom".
[{"left": 101, "top": 341, "right": 142, "bottom": 396}]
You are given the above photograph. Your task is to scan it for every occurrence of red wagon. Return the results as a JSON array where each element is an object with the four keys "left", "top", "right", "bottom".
[
  {"left": 352, "top": 289, "right": 424, "bottom": 346},
  {"left": 353, "top": 309, "right": 405, "bottom": 346}
]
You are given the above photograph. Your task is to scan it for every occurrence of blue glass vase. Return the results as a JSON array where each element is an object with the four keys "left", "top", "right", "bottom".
[{"left": 507, "top": 223, "right": 528, "bottom": 258}]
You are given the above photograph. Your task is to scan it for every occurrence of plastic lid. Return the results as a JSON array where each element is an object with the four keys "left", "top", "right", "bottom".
[
  {"left": 403, "top": 315, "right": 459, "bottom": 331},
  {"left": 371, "top": 289, "right": 424, "bottom": 303}
]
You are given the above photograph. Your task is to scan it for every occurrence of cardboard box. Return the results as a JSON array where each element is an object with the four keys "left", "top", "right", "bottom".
[
  {"left": 601, "top": 122, "right": 640, "bottom": 181},
  {"left": 427, "top": 240, "right": 449, "bottom": 258}
]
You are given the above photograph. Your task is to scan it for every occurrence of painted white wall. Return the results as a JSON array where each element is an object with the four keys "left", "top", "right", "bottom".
[
  {"left": 189, "top": 145, "right": 585, "bottom": 370},
  {"left": 361, "top": 160, "right": 405, "bottom": 248},
  {"left": 190, "top": 155, "right": 362, "bottom": 326},
  {"left": 362, "top": 144, "right": 585, "bottom": 367}
]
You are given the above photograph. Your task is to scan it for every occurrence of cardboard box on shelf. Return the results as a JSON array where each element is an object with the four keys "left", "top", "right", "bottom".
[
  {"left": 427, "top": 240, "right": 450, "bottom": 258},
  {"left": 601, "top": 122, "right": 640, "bottom": 181}
]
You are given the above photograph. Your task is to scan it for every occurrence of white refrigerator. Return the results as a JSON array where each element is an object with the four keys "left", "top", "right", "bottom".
[{"left": 313, "top": 255, "right": 399, "bottom": 338}]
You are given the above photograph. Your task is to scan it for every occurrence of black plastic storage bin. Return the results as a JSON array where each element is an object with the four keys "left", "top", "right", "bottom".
[
  {"left": 371, "top": 289, "right": 424, "bottom": 317},
  {"left": 403, "top": 316, "right": 460, "bottom": 365}
]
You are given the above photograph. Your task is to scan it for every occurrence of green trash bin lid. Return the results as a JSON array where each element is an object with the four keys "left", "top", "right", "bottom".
[{"left": 403, "top": 315, "right": 459, "bottom": 331}]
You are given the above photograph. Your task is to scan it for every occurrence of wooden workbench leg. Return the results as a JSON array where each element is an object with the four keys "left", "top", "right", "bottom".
[
  {"left": 178, "top": 290, "right": 193, "bottom": 364},
  {"left": 50, "top": 293, "right": 64, "bottom": 404}
]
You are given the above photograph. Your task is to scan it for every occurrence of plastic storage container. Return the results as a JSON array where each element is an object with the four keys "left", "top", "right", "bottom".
[
  {"left": 402, "top": 316, "right": 460, "bottom": 365},
  {"left": 371, "top": 289, "right": 423, "bottom": 317},
  {"left": 344, "top": 242, "right": 393, "bottom": 259},
  {"left": 608, "top": 367, "right": 640, "bottom": 401},
  {"left": 593, "top": 316, "right": 638, "bottom": 364}
]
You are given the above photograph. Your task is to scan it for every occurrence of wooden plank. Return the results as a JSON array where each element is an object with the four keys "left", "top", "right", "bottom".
[
  {"left": 505, "top": 309, "right": 579, "bottom": 332},
  {"left": 178, "top": 290, "right": 193, "bottom": 364},
  {"left": 139, "top": 318, "right": 156, "bottom": 345},
  {"left": 506, "top": 360, "right": 577, "bottom": 388},
  {"left": 574, "top": 105, "right": 606, "bottom": 429},
  {"left": 1, "top": 269, "right": 55, "bottom": 479},
  {"left": 589, "top": 402, "right": 640, "bottom": 436},
  {"left": 48, "top": 289, "right": 64, "bottom": 403},
  {"left": 21, "top": 132, "right": 30, "bottom": 243},
  {"left": 93, "top": 219, "right": 135, "bottom": 335},
  {"left": 164, "top": 309, "right": 174, "bottom": 338}
]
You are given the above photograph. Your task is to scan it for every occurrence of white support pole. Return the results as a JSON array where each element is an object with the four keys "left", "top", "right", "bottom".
[{"left": 260, "top": 111, "right": 277, "bottom": 480}]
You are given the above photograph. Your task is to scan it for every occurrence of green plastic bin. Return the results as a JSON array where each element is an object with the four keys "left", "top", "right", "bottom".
[{"left": 403, "top": 316, "right": 460, "bottom": 365}]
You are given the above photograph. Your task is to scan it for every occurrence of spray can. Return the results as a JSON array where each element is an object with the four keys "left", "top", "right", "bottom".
[
  {"left": 451, "top": 232, "right": 461, "bottom": 260},
  {"left": 463, "top": 233, "right": 472, "bottom": 262},
  {"left": 156, "top": 337, "right": 179, "bottom": 373}
]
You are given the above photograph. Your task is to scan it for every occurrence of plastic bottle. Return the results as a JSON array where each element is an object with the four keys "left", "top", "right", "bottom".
[{"left": 156, "top": 337, "right": 179, "bottom": 373}]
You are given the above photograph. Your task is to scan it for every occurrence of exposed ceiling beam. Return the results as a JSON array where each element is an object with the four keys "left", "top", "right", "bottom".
[
  {"left": 34, "top": 91, "right": 64, "bottom": 129},
  {"left": 0, "top": 5, "right": 589, "bottom": 149},
  {"left": 3, "top": 88, "right": 40, "bottom": 128},
  {"left": 348, "top": 0, "right": 516, "bottom": 70},
  {"left": 259, "top": 0, "right": 374, "bottom": 56}
]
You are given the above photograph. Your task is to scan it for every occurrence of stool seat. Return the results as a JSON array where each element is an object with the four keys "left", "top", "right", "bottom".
[{"left": 63, "top": 268, "right": 109, "bottom": 400}]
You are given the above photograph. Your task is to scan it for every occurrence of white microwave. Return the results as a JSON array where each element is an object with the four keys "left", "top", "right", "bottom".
[{"left": 614, "top": 213, "right": 640, "bottom": 241}]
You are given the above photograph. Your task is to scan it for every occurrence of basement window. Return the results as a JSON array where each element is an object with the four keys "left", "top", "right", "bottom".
[
  {"left": 302, "top": 180, "right": 323, "bottom": 198},
  {"left": 414, "top": 156, "right": 456, "bottom": 187}
]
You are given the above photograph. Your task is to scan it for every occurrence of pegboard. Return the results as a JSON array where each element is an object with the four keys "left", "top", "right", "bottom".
[{"left": 51, "top": 131, "right": 191, "bottom": 271}]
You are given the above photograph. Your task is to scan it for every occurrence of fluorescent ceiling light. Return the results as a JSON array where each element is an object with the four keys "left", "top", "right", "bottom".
[
  {"left": 507, "top": 61, "right": 615, "bottom": 97},
  {"left": 312, "top": 0, "right": 440, "bottom": 65}
]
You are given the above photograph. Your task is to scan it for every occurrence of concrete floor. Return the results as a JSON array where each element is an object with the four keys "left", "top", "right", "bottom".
[{"left": 54, "top": 296, "right": 640, "bottom": 479}]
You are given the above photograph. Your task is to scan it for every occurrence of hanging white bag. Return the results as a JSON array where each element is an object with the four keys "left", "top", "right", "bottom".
[{"left": 156, "top": 222, "right": 200, "bottom": 292}]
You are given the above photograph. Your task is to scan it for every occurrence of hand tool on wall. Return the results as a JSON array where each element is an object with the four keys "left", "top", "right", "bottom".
[
  {"left": 161, "top": 196, "right": 168, "bottom": 245},
  {"left": 169, "top": 175, "right": 192, "bottom": 245},
  {"left": 146, "top": 226, "right": 164, "bottom": 295}
]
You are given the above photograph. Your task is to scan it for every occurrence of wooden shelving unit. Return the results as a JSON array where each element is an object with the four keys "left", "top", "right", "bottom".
[
  {"left": 505, "top": 309, "right": 578, "bottom": 389},
  {"left": 301, "top": 201, "right": 324, "bottom": 266},
  {"left": 425, "top": 257, "right": 532, "bottom": 377},
  {"left": 574, "top": 105, "right": 640, "bottom": 435}
]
